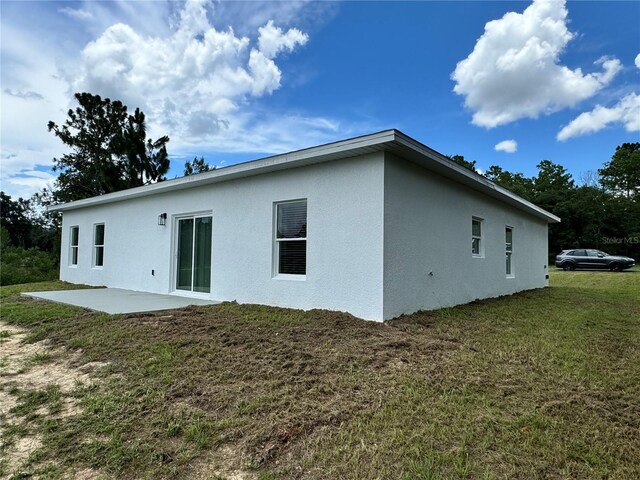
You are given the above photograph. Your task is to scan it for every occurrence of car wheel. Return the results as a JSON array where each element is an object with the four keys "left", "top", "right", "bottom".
[
  {"left": 610, "top": 263, "right": 622, "bottom": 272},
  {"left": 563, "top": 263, "right": 576, "bottom": 271}
]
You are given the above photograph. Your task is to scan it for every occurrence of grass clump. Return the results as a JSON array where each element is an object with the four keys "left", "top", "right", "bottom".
[
  {"left": 26, "top": 351, "right": 57, "bottom": 366},
  {"left": 10, "top": 385, "right": 64, "bottom": 419}
]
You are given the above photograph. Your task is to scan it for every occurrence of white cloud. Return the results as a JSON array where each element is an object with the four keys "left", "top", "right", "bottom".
[
  {"left": 4, "top": 170, "right": 56, "bottom": 196},
  {"left": 635, "top": 53, "right": 640, "bottom": 69},
  {"left": 198, "top": 112, "right": 341, "bottom": 153},
  {"left": 59, "top": 7, "right": 94, "bottom": 22},
  {"left": 557, "top": 93, "right": 640, "bottom": 141},
  {"left": 0, "top": 144, "right": 59, "bottom": 199},
  {"left": 72, "top": 0, "right": 309, "bottom": 146},
  {"left": 258, "top": 20, "right": 308, "bottom": 58},
  {"left": 1, "top": 0, "right": 348, "bottom": 199},
  {"left": 494, "top": 139, "right": 518, "bottom": 153},
  {"left": 452, "top": 0, "right": 621, "bottom": 128},
  {"left": 4, "top": 89, "right": 44, "bottom": 100},
  {"left": 0, "top": 18, "right": 73, "bottom": 199}
]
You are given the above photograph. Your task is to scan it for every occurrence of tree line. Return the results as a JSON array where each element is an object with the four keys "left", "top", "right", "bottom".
[
  {"left": 450, "top": 143, "right": 640, "bottom": 259},
  {"left": 1, "top": 92, "right": 638, "bottom": 284}
]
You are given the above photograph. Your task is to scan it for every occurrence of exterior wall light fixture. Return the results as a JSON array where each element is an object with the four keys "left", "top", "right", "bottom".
[{"left": 158, "top": 213, "right": 167, "bottom": 226}]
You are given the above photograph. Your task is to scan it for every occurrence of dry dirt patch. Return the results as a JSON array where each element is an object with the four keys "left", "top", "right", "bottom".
[{"left": 0, "top": 321, "right": 108, "bottom": 477}]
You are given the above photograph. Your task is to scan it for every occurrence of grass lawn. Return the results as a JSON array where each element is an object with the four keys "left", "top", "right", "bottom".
[{"left": 1, "top": 271, "right": 639, "bottom": 479}]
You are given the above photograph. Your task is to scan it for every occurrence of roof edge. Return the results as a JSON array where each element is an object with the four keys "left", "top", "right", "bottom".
[
  {"left": 49, "top": 129, "right": 397, "bottom": 212},
  {"left": 49, "top": 128, "right": 560, "bottom": 224},
  {"left": 390, "top": 131, "right": 560, "bottom": 223}
]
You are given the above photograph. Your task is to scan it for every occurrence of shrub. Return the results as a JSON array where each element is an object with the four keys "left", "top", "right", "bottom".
[{"left": 0, "top": 246, "right": 58, "bottom": 286}]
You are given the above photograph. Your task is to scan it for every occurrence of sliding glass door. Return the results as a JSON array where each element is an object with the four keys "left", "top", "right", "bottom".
[{"left": 176, "top": 215, "right": 212, "bottom": 293}]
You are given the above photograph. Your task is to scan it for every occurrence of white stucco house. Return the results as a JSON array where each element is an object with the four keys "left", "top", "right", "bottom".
[{"left": 52, "top": 130, "right": 560, "bottom": 321}]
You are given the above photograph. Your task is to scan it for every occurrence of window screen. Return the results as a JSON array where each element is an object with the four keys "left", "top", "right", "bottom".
[
  {"left": 472, "top": 218, "right": 482, "bottom": 256},
  {"left": 94, "top": 224, "right": 105, "bottom": 267},
  {"left": 69, "top": 226, "right": 79, "bottom": 266},
  {"left": 275, "top": 200, "right": 307, "bottom": 275},
  {"left": 505, "top": 226, "right": 513, "bottom": 276}
]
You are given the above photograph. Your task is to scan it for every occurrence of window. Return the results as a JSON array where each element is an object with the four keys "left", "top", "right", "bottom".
[
  {"left": 472, "top": 217, "right": 483, "bottom": 256},
  {"left": 69, "top": 226, "right": 79, "bottom": 266},
  {"left": 275, "top": 200, "right": 307, "bottom": 276},
  {"left": 505, "top": 226, "right": 513, "bottom": 276},
  {"left": 93, "top": 224, "right": 105, "bottom": 267}
]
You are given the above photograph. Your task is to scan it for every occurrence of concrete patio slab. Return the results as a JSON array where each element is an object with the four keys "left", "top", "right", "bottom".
[{"left": 24, "top": 288, "right": 220, "bottom": 314}]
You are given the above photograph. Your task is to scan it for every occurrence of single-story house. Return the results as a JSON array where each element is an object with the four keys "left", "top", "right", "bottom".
[{"left": 51, "top": 129, "right": 560, "bottom": 321}]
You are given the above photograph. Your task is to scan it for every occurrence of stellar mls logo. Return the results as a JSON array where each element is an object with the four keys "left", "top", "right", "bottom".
[{"left": 602, "top": 236, "right": 640, "bottom": 245}]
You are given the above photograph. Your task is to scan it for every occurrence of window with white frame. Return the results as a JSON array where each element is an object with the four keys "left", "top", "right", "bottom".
[
  {"left": 93, "top": 224, "right": 105, "bottom": 267},
  {"left": 69, "top": 226, "right": 79, "bottom": 266},
  {"left": 472, "top": 217, "right": 483, "bottom": 256},
  {"left": 274, "top": 200, "right": 307, "bottom": 276},
  {"left": 505, "top": 226, "right": 514, "bottom": 276}
]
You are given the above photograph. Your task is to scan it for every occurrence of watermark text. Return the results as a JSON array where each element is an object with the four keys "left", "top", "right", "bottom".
[{"left": 602, "top": 236, "right": 640, "bottom": 245}]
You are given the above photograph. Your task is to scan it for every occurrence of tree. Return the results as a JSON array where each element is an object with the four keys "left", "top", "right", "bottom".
[
  {"left": 0, "top": 190, "right": 60, "bottom": 252},
  {"left": 28, "top": 188, "right": 61, "bottom": 252},
  {"left": 0, "top": 192, "right": 32, "bottom": 247},
  {"left": 534, "top": 160, "right": 574, "bottom": 193},
  {"left": 566, "top": 185, "right": 609, "bottom": 250},
  {"left": 184, "top": 156, "right": 214, "bottom": 176},
  {"left": 485, "top": 165, "right": 535, "bottom": 201},
  {"left": 599, "top": 143, "right": 640, "bottom": 258},
  {"left": 48, "top": 93, "right": 170, "bottom": 203},
  {"left": 598, "top": 143, "right": 640, "bottom": 197},
  {"left": 448, "top": 154, "right": 477, "bottom": 172},
  {"left": 578, "top": 170, "right": 600, "bottom": 188},
  {"left": 532, "top": 161, "right": 576, "bottom": 255},
  {"left": 0, "top": 191, "right": 60, "bottom": 285}
]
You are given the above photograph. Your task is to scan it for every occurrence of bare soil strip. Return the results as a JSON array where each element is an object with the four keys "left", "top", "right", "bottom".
[{"left": 0, "top": 321, "right": 106, "bottom": 478}]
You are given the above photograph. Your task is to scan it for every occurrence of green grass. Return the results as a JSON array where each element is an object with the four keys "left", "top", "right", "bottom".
[
  {"left": 10, "top": 385, "right": 64, "bottom": 419},
  {"left": 0, "top": 274, "right": 638, "bottom": 479},
  {"left": 26, "top": 351, "right": 58, "bottom": 366}
]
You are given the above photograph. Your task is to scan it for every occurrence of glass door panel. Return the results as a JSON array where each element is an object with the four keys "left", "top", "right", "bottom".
[
  {"left": 176, "top": 216, "right": 211, "bottom": 293},
  {"left": 194, "top": 217, "right": 212, "bottom": 293},
  {"left": 177, "top": 218, "right": 194, "bottom": 291}
]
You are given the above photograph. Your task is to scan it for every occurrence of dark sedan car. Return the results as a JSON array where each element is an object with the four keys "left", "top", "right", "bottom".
[{"left": 555, "top": 249, "right": 636, "bottom": 271}]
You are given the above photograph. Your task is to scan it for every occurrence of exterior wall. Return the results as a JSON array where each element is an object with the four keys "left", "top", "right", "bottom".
[
  {"left": 58, "top": 149, "right": 552, "bottom": 322},
  {"left": 383, "top": 153, "right": 549, "bottom": 320},
  {"left": 59, "top": 153, "right": 385, "bottom": 320}
]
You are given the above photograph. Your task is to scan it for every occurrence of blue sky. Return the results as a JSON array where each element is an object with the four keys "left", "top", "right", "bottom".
[{"left": 1, "top": 0, "right": 639, "bottom": 199}]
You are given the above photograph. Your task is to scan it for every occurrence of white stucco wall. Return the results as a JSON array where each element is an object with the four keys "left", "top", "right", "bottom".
[
  {"left": 60, "top": 153, "right": 385, "bottom": 320},
  {"left": 58, "top": 149, "right": 551, "bottom": 322},
  {"left": 382, "top": 153, "right": 549, "bottom": 319}
]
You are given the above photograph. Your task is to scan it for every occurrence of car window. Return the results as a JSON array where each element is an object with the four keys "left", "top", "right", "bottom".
[
  {"left": 572, "top": 249, "right": 587, "bottom": 256},
  {"left": 586, "top": 249, "right": 600, "bottom": 257},
  {"left": 565, "top": 250, "right": 574, "bottom": 255}
]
